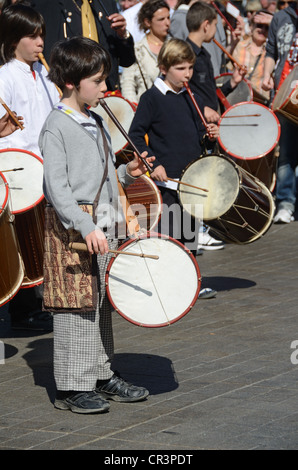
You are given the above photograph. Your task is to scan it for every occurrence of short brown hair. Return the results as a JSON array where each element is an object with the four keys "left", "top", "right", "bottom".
[
  {"left": 186, "top": 2, "right": 217, "bottom": 32},
  {"left": 158, "top": 38, "right": 196, "bottom": 71}
]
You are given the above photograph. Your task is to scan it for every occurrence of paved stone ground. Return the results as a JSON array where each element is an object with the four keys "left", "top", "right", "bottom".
[{"left": 0, "top": 218, "right": 298, "bottom": 451}]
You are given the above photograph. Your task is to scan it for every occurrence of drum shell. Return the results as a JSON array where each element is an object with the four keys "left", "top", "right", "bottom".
[
  {"left": 272, "top": 64, "right": 298, "bottom": 126},
  {"left": 0, "top": 173, "right": 24, "bottom": 306},
  {"left": 105, "top": 233, "right": 201, "bottom": 327},
  {"left": 178, "top": 154, "right": 275, "bottom": 244},
  {"left": 123, "top": 175, "right": 162, "bottom": 233},
  {"left": 0, "top": 148, "right": 45, "bottom": 287}
]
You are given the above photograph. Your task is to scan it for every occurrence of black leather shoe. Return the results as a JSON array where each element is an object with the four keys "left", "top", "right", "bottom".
[
  {"left": 54, "top": 391, "right": 110, "bottom": 414},
  {"left": 96, "top": 371, "right": 149, "bottom": 402}
]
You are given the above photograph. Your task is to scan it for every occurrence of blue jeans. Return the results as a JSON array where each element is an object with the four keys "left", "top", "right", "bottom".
[{"left": 275, "top": 115, "right": 298, "bottom": 213}]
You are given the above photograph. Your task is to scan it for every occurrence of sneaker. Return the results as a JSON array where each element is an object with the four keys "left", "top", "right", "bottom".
[
  {"left": 54, "top": 391, "right": 110, "bottom": 414},
  {"left": 96, "top": 371, "right": 149, "bottom": 402},
  {"left": 199, "top": 288, "right": 217, "bottom": 299},
  {"left": 11, "top": 311, "right": 53, "bottom": 331},
  {"left": 273, "top": 208, "right": 294, "bottom": 224},
  {"left": 197, "top": 227, "right": 225, "bottom": 251}
]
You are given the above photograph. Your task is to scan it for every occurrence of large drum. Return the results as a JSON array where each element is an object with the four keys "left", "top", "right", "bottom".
[
  {"left": 215, "top": 73, "right": 253, "bottom": 110},
  {"left": 124, "top": 175, "right": 162, "bottom": 232},
  {"left": 106, "top": 233, "right": 201, "bottom": 328},
  {"left": 0, "top": 149, "right": 45, "bottom": 287},
  {"left": 272, "top": 64, "right": 298, "bottom": 126},
  {"left": 93, "top": 93, "right": 137, "bottom": 164},
  {"left": 178, "top": 154, "right": 275, "bottom": 244},
  {"left": 0, "top": 171, "right": 24, "bottom": 306},
  {"left": 218, "top": 102, "right": 281, "bottom": 191}
]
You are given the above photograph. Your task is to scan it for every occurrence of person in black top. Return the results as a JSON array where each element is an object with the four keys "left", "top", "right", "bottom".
[
  {"left": 30, "top": 0, "right": 135, "bottom": 91},
  {"left": 186, "top": 2, "right": 245, "bottom": 123},
  {"left": 129, "top": 38, "right": 219, "bottom": 251}
]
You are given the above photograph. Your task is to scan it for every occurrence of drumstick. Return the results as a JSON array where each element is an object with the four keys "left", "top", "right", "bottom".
[
  {"left": 213, "top": 38, "right": 247, "bottom": 73},
  {"left": 222, "top": 114, "right": 261, "bottom": 118},
  {"left": 167, "top": 177, "right": 209, "bottom": 193},
  {"left": 68, "top": 242, "right": 159, "bottom": 259},
  {"left": 99, "top": 99, "right": 209, "bottom": 193},
  {"left": 1, "top": 167, "right": 24, "bottom": 172},
  {"left": 0, "top": 97, "right": 24, "bottom": 130},
  {"left": 38, "top": 53, "right": 62, "bottom": 97}
]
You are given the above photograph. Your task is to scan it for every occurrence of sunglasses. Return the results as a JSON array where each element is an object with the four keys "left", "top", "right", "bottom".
[
  {"left": 255, "top": 23, "right": 269, "bottom": 29},
  {"left": 278, "top": 1, "right": 288, "bottom": 4}
]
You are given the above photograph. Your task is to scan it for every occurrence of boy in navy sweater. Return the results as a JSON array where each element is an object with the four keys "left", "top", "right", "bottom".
[{"left": 129, "top": 38, "right": 219, "bottom": 252}]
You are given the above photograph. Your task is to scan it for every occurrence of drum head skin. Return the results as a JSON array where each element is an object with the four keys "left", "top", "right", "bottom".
[
  {"left": 179, "top": 155, "right": 240, "bottom": 220},
  {"left": 0, "top": 149, "right": 43, "bottom": 214},
  {"left": 92, "top": 96, "right": 135, "bottom": 154},
  {"left": 106, "top": 234, "right": 201, "bottom": 327},
  {"left": 272, "top": 64, "right": 298, "bottom": 125},
  {"left": 218, "top": 102, "right": 280, "bottom": 160},
  {"left": 215, "top": 73, "right": 253, "bottom": 105}
]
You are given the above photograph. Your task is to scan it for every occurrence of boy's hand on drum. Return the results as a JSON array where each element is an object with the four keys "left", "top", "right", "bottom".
[
  {"left": 207, "top": 123, "right": 219, "bottom": 140},
  {"left": 204, "top": 106, "right": 220, "bottom": 123},
  {"left": 126, "top": 151, "right": 155, "bottom": 177},
  {"left": 151, "top": 165, "right": 168, "bottom": 182},
  {"left": 85, "top": 229, "right": 109, "bottom": 255}
]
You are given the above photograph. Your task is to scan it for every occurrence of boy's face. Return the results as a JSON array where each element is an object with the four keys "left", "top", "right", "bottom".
[
  {"left": 76, "top": 70, "right": 107, "bottom": 108},
  {"left": 15, "top": 34, "right": 44, "bottom": 66},
  {"left": 205, "top": 18, "right": 217, "bottom": 43},
  {"left": 161, "top": 61, "right": 194, "bottom": 93}
]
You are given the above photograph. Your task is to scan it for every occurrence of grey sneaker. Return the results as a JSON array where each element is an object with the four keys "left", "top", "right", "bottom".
[
  {"left": 96, "top": 372, "right": 149, "bottom": 402},
  {"left": 54, "top": 391, "right": 110, "bottom": 414}
]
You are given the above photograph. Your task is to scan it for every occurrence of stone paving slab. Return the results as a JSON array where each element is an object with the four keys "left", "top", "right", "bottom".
[{"left": 0, "top": 220, "right": 298, "bottom": 451}]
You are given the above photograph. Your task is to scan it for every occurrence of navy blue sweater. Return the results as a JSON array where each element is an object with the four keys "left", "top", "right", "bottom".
[{"left": 128, "top": 85, "right": 207, "bottom": 178}]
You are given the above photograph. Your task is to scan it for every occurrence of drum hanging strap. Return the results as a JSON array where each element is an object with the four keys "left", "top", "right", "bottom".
[{"left": 92, "top": 114, "right": 110, "bottom": 224}]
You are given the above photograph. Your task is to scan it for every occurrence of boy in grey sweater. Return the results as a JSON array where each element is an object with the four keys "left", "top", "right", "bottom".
[{"left": 39, "top": 37, "right": 153, "bottom": 414}]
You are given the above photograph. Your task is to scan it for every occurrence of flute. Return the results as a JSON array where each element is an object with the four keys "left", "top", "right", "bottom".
[
  {"left": 213, "top": 38, "right": 247, "bottom": 73},
  {"left": 38, "top": 53, "right": 63, "bottom": 97},
  {"left": 0, "top": 97, "right": 24, "bottom": 131},
  {"left": 183, "top": 82, "right": 213, "bottom": 139},
  {"left": 211, "top": 1, "right": 235, "bottom": 33}
]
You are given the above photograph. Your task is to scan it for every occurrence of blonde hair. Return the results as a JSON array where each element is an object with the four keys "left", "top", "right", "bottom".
[{"left": 157, "top": 38, "right": 196, "bottom": 71}]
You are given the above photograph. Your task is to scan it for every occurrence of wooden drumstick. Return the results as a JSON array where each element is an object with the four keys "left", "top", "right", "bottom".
[
  {"left": 167, "top": 177, "right": 209, "bottom": 193},
  {"left": 0, "top": 97, "right": 24, "bottom": 130},
  {"left": 38, "top": 53, "right": 63, "bottom": 97},
  {"left": 68, "top": 242, "right": 159, "bottom": 259},
  {"left": 213, "top": 38, "right": 247, "bottom": 73}
]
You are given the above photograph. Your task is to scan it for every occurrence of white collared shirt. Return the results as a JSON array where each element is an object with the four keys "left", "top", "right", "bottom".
[
  {"left": 0, "top": 59, "right": 60, "bottom": 157},
  {"left": 154, "top": 76, "right": 186, "bottom": 95}
]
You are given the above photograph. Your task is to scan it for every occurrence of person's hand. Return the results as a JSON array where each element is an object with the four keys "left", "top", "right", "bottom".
[
  {"left": 151, "top": 165, "right": 168, "bottom": 182},
  {"left": 126, "top": 151, "right": 155, "bottom": 177},
  {"left": 85, "top": 229, "right": 109, "bottom": 255},
  {"left": 230, "top": 64, "right": 247, "bottom": 87},
  {"left": 262, "top": 75, "right": 274, "bottom": 91},
  {"left": 207, "top": 123, "right": 219, "bottom": 140},
  {"left": 204, "top": 106, "right": 220, "bottom": 123},
  {"left": 253, "top": 12, "right": 273, "bottom": 26},
  {"left": 0, "top": 112, "right": 24, "bottom": 137},
  {"left": 107, "top": 13, "right": 128, "bottom": 38}
]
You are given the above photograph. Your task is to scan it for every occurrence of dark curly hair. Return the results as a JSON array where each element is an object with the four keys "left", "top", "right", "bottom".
[{"left": 138, "top": 0, "right": 170, "bottom": 32}]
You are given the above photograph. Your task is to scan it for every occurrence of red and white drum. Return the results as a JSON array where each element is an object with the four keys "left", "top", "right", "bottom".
[
  {"left": 272, "top": 64, "right": 298, "bottom": 126},
  {"left": 0, "top": 149, "right": 45, "bottom": 287},
  {"left": 0, "top": 171, "right": 24, "bottom": 306},
  {"left": 93, "top": 93, "right": 137, "bottom": 164},
  {"left": 218, "top": 102, "right": 281, "bottom": 191},
  {"left": 124, "top": 175, "right": 162, "bottom": 232},
  {"left": 106, "top": 233, "right": 201, "bottom": 328},
  {"left": 215, "top": 73, "right": 253, "bottom": 110}
]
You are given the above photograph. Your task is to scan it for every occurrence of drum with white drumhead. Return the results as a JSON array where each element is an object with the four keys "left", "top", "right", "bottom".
[
  {"left": 215, "top": 73, "right": 253, "bottom": 110},
  {"left": 0, "top": 171, "right": 24, "bottom": 306},
  {"left": 105, "top": 233, "right": 201, "bottom": 327},
  {"left": 218, "top": 102, "right": 280, "bottom": 190},
  {"left": 0, "top": 149, "right": 45, "bottom": 287},
  {"left": 178, "top": 154, "right": 275, "bottom": 244},
  {"left": 272, "top": 64, "right": 298, "bottom": 126},
  {"left": 92, "top": 93, "right": 137, "bottom": 164}
]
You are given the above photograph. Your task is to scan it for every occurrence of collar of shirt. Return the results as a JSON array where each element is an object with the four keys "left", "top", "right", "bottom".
[
  {"left": 154, "top": 77, "right": 186, "bottom": 95},
  {"left": 12, "top": 58, "right": 40, "bottom": 75}
]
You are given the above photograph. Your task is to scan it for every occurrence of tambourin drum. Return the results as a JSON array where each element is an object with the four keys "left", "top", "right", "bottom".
[
  {"left": 105, "top": 233, "right": 201, "bottom": 327},
  {"left": 251, "top": 86, "right": 270, "bottom": 106},
  {"left": 215, "top": 73, "right": 253, "bottom": 109},
  {"left": 0, "top": 149, "right": 45, "bottom": 287},
  {"left": 92, "top": 94, "right": 137, "bottom": 164},
  {"left": 124, "top": 175, "right": 162, "bottom": 232},
  {"left": 218, "top": 102, "right": 281, "bottom": 191},
  {"left": 178, "top": 154, "right": 275, "bottom": 244},
  {"left": 0, "top": 171, "right": 24, "bottom": 306},
  {"left": 272, "top": 64, "right": 298, "bottom": 126}
]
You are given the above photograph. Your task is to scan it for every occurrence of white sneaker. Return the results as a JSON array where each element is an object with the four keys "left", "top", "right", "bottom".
[
  {"left": 197, "top": 228, "right": 225, "bottom": 251},
  {"left": 273, "top": 208, "right": 294, "bottom": 224}
]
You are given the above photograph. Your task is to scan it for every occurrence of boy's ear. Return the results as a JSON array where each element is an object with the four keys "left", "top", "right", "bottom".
[
  {"left": 159, "top": 64, "right": 167, "bottom": 76},
  {"left": 203, "top": 19, "right": 210, "bottom": 32}
]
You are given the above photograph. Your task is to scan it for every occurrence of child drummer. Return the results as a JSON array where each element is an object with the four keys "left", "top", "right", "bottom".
[{"left": 39, "top": 36, "right": 154, "bottom": 413}]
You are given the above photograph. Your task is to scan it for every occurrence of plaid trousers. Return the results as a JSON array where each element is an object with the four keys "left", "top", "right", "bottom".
[{"left": 53, "top": 239, "right": 119, "bottom": 391}]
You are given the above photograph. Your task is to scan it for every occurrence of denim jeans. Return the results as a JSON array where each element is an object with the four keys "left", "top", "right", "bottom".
[{"left": 275, "top": 115, "right": 298, "bottom": 213}]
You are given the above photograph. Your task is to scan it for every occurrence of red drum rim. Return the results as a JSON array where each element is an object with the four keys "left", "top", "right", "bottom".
[
  {"left": 215, "top": 72, "right": 253, "bottom": 97},
  {"left": 218, "top": 101, "right": 281, "bottom": 161},
  {"left": 272, "top": 64, "right": 298, "bottom": 113},
  {"left": 0, "top": 171, "right": 9, "bottom": 215},
  {"left": 0, "top": 148, "right": 44, "bottom": 214},
  {"left": 105, "top": 232, "right": 201, "bottom": 328}
]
